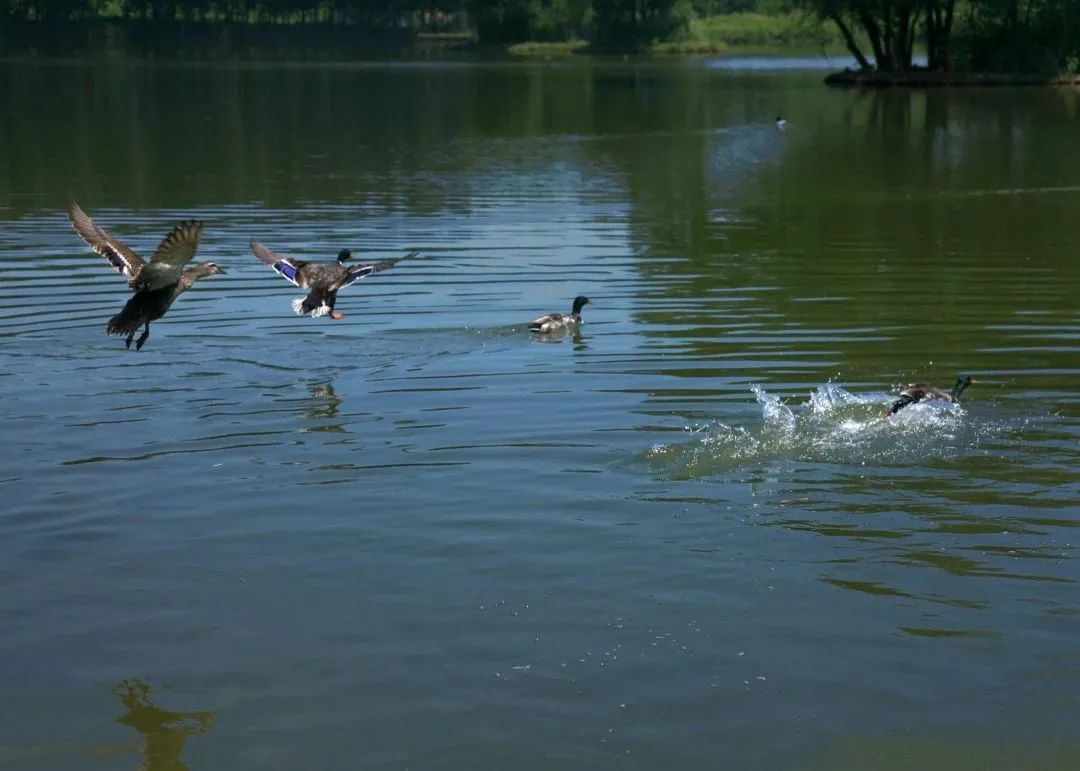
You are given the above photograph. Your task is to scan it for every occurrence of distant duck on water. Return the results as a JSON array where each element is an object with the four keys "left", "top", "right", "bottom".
[
  {"left": 68, "top": 203, "right": 226, "bottom": 350},
  {"left": 250, "top": 240, "right": 417, "bottom": 320},
  {"left": 529, "top": 295, "right": 590, "bottom": 334},
  {"left": 886, "top": 375, "right": 976, "bottom": 416},
  {"left": 775, "top": 116, "right": 787, "bottom": 130}
]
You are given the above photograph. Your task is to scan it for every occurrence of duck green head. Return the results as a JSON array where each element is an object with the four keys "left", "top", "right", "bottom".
[
  {"left": 951, "top": 375, "right": 974, "bottom": 399},
  {"left": 572, "top": 295, "right": 590, "bottom": 314},
  {"left": 337, "top": 249, "right": 353, "bottom": 264}
]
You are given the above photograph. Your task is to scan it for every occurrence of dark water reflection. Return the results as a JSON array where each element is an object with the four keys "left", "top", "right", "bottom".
[{"left": 0, "top": 54, "right": 1078, "bottom": 769}]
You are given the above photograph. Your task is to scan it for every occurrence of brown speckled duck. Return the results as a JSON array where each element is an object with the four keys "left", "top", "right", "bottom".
[
  {"left": 529, "top": 295, "right": 589, "bottom": 334},
  {"left": 250, "top": 240, "right": 417, "bottom": 320},
  {"left": 886, "top": 375, "right": 975, "bottom": 416},
  {"left": 68, "top": 203, "right": 225, "bottom": 350}
]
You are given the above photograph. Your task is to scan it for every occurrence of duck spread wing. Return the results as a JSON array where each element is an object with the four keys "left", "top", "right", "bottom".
[
  {"left": 68, "top": 202, "right": 145, "bottom": 281},
  {"left": 149, "top": 221, "right": 203, "bottom": 266},
  {"left": 249, "top": 239, "right": 306, "bottom": 287},
  {"left": 131, "top": 220, "right": 204, "bottom": 291},
  {"left": 342, "top": 251, "right": 418, "bottom": 287}
]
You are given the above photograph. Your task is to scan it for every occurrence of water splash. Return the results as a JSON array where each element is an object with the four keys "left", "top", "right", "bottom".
[{"left": 647, "top": 383, "right": 1005, "bottom": 477}]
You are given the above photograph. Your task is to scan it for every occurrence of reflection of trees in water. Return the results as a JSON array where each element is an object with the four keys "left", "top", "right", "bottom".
[
  {"left": 98, "top": 678, "right": 215, "bottom": 771},
  {"left": 0, "top": 59, "right": 594, "bottom": 215},
  {"left": 593, "top": 81, "right": 1080, "bottom": 374}
]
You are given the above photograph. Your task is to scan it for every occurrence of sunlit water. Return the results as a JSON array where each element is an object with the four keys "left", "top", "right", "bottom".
[{"left": 1, "top": 53, "right": 1078, "bottom": 770}]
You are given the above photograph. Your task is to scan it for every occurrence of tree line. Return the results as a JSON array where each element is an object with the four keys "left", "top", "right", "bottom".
[
  {"left": 3, "top": 1, "right": 1079, "bottom": 73},
  {"left": 1, "top": 2, "right": 786, "bottom": 44}
]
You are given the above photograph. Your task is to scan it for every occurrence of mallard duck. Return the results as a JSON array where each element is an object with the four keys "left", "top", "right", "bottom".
[
  {"left": 249, "top": 240, "right": 417, "bottom": 320},
  {"left": 106, "top": 261, "right": 226, "bottom": 350},
  {"left": 886, "top": 375, "right": 975, "bottom": 416},
  {"left": 68, "top": 203, "right": 225, "bottom": 350},
  {"left": 69, "top": 202, "right": 206, "bottom": 292},
  {"left": 528, "top": 295, "right": 590, "bottom": 333}
]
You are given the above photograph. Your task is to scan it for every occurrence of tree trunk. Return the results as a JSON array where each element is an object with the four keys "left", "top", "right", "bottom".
[
  {"left": 855, "top": 7, "right": 888, "bottom": 70},
  {"left": 830, "top": 11, "right": 872, "bottom": 71},
  {"left": 926, "top": 0, "right": 956, "bottom": 71}
]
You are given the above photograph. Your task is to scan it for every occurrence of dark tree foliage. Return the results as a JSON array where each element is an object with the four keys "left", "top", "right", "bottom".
[
  {"left": 796, "top": 0, "right": 1080, "bottom": 74},
  {"left": 0, "top": 1, "right": 690, "bottom": 47},
  {"left": 592, "top": 0, "right": 690, "bottom": 49}
]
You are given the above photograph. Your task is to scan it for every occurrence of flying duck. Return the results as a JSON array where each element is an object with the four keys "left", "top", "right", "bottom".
[
  {"left": 69, "top": 202, "right": 205, "bottom": 292},
  {"left": 250, "top": 240, "right": 417, "bottom": 320},
  {"left": 886, "top": 375, "right": 975, "bottom": 416},
  {"left": 68, "top": 203, "right": 225, "bottom": 350},
  {"left": 107, "top": 261, "right": 226, "bottom": 350},
  {"left": 528, "top": 295, "right": 590, "bottom": 334}
]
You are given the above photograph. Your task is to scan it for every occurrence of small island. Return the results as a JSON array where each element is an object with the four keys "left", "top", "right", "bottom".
[{"left": 804, "top": 0, "right": 1080, "bottom": 87}]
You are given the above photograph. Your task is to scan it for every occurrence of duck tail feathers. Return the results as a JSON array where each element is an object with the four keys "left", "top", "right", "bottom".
[{"left": 106, "top": 304, "right": 141, "bottom": 337}]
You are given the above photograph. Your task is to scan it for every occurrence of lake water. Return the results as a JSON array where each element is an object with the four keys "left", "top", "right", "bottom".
[{"left": 1, "top": 52, "right": 1078, "bottom": 770}]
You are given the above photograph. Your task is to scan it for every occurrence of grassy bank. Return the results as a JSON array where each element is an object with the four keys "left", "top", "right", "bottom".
[{"left": 506, "top": 13, "right": 851, "bottom": 57}]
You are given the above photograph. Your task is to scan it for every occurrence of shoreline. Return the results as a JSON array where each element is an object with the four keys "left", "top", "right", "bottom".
[{"left": 825, "top": 70, "right": 1080, "bottom": 88}]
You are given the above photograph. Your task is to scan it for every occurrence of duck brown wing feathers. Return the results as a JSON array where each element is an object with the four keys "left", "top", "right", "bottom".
[
  {"left": 529, "top": 313, "right": 564, "bottom": 331},
  {"left": 343, "top": 251, "right": 418, "bottom": 286},
  {"left": 68, "top": 202, "right": 145, "bottom": 281},
  {"left": 148, "top": 220, "right": 203, "bottom": 266}
]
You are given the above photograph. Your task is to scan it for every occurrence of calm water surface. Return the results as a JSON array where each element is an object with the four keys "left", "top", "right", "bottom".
[{"left": 1, "top": 54, "right": 1078, "bottom": 770}]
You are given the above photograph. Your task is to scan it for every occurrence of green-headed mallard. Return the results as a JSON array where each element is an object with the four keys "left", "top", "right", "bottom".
[
  {"left": 887, "top": 375, "right": 975, "bottom": 416},
  {"left": 249, "top": 240, "right": 417, "bottom": 320},
  {"left": 529, "top": 295, "right": 590, "bottom": 334},
  {"left": 68, "top": 203, "right": 226, "bottom": 350}
]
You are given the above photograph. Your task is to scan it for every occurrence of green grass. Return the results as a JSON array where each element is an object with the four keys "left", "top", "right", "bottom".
[
  {"left": 672, "top": 12, "right": 848, "bottom": 50},
  {"left": 506, "top": 13, "right": 853, "bottom": 57},
  {"left": 506, "top": 40, "right": 588, "bottom": 56}
]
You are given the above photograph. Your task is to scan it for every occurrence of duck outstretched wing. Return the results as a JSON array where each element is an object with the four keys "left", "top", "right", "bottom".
[
  {"left": 68, "top": 202, "right": 145, "bottom": 281},
  {"left": 250, "top": 239, "right": 307, "bottom": 287},
  {"left": 149, "top": 220, "right": 203, "bottom": 266},
  {"left": 131, "top": 220, "right": 204, "bottom": 291},
  {"left": 343, "top": 251, "right": 418, "bottom": 287}
]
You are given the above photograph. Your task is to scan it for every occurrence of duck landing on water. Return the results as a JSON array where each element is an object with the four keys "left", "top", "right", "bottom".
[
  {"left": 68, "top": 203, "right": 226, "bottom": 350},
  {"left": 107, "top": 262, "right": 226, "bottom": 350},
  {"left": 886, "top": 375, "right": 976, "bottom": 416},
  {"left": 250, "top": 240, "right": 417, "bottom": 320},
  {"left": 529, "top": 295, "right": 590, "bottom": 334}
]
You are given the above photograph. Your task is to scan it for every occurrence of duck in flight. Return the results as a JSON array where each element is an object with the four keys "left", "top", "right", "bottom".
[
  {"left": 249, "top": 240, "right": 417, "bottom": 320},
  {"left": 69, "top": 202, "right": 207, "bottom": 293},
  {"left": 529, "top": 295, "right": 590, "bottom": 334},
  {"left": 68, "top": 203, "right": 225, "bottom": 350},
  {"left": 886, "top": 375, "right": 976, "bottom": 416}
]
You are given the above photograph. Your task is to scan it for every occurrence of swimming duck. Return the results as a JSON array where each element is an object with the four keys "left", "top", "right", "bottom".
[
  {"left": 775, "top": 116, "right": 787, "bottom": 130},
  {"left": 249, "top": 240, "right": 417, "bottom": 320},
  {"left": 68, "top": 203, "right": 225, "bottom": 349},
  {"left": 528, "top": 295, "right": 590, "bottom": 333},
  {"left": 886, "top": 375, "right": 975, "bottom": 415},
  {"left": 68, "top": 202, "right": 206, "bottom": 292},
  {"left": 107, "top": 261, "right": 226, "bottom": 350}
]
